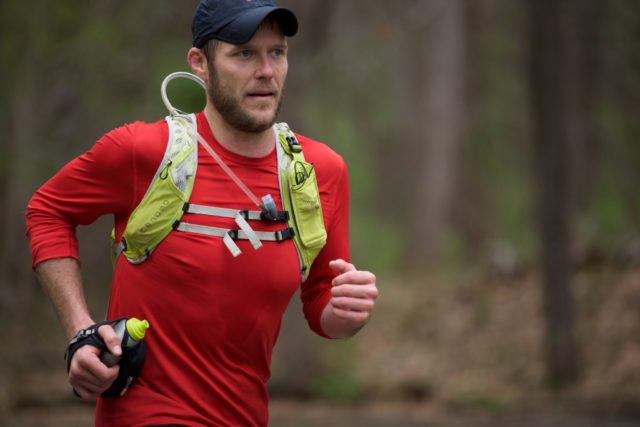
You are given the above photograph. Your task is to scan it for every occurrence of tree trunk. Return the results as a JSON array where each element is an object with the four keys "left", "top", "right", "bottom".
[
  {"left": 565, "top": 0, "right": 605, "bottom": 265},
  {"left": 392, "top": 0, "right": 467, "bottom": 267},
  {"left": 528, "top": 0, "right": 578, "bottom": 387}
]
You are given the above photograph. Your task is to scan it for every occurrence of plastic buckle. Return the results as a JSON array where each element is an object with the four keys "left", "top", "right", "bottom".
[
  {"left": 228, "top": 229, "right": 239, "bottom": 240},
  {"left": 275, "top": 228, "right": 295, "bottom": 241},
  {"left": 260, "top": 211, "right": 274, "bottom": 222},
  {"left": 286, "top": 135, "right": 302, "bottom": 153},
  {"left": 238, "top": 209, "right": 249, "bottom": 221},
  {"left": 260, "top": 210, "right": 289, "bottom": 222}
]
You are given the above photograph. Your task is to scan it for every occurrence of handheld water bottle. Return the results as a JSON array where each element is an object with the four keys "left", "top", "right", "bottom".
[{"left": 100, "top": 317, "right": 150, "bottom": 367}]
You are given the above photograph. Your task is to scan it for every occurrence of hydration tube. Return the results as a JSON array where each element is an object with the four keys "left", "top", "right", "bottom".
[{"left": 161, "top": 72, "right": 272, "bottom": 212}]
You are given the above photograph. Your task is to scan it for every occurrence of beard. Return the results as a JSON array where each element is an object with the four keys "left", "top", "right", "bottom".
[{"left": 206, "top": 65, "right": 284, "bottom": 134}]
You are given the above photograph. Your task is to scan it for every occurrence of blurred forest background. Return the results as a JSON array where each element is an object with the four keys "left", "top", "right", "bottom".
[{"left": 2, "top": 0, "right": 640, "bottom": 425}]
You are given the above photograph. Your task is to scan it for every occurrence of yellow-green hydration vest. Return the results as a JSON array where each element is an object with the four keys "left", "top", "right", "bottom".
[{"left": 111, "top": 114, "right": 327, "bottom": 282}]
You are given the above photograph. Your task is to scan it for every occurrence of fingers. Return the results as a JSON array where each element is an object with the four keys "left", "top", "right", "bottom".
[
  {"left": 98, "top": 324, "right": 122, "bottom": 357},
  {"left": 330, "top": 294, "right": 376, "bottom": 312},
  {"left": 329, "top": 306, "right": 373, "bottom": 324},
  {"left": 329, "top": 259, "right": 356, "bottom": 275},
  {"left": 331, "top": 283, "right": 379, "bottom": 300},
  {"left": 332, "top": 270, "right": 377, "bottom": 287},
  {"left": 329, "top": 284, "right": 378, "bottom": 322},
  {"left": 69, "top": 344, "right": 119, "bottom": 400},
  {"left": 328, "top": 259, "right": 378, "bottom": 325}
]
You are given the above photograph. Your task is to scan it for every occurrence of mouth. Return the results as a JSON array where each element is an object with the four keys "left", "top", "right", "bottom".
[{"left": 247, "top": 89, "right": 276, "bottom": 100}]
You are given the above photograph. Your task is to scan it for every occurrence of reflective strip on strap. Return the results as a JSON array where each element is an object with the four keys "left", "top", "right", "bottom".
[
  {"left": 234, "top": 212, "right": 262, "bottom": 250},
  {"left": 175, "top": 202, "right": 296, "bottom": 257},
  {"left": 223, "top": 233, "right": 242, "bottom": 257},
  {"left": 175, "top": 222, "right": 293, "bottom": 242},
  {"left": 176, "top": 221, "right": 289, "bottom": 257},
  {"left": 185, "top": 204, "right": 264, "bottom": 221}
]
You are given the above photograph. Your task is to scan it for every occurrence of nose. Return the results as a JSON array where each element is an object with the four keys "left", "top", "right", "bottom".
[{"left": 255, "top": 53, "right": 274, "bottom": 79}]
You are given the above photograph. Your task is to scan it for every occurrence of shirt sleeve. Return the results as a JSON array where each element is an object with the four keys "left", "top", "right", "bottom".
[
  {"left": 25, "top": 122, "right": 165, "bottom": 270},
  {"left": 299, "top": 150, "right": 350, "bottom": 338}
]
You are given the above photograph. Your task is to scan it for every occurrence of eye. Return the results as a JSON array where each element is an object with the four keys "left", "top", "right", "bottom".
[
  {"left": 238, "top": 50, "right": 251, "bottom": 58},
  {"left": 272, "top": 49, "right": 283, "bottom": 57}
]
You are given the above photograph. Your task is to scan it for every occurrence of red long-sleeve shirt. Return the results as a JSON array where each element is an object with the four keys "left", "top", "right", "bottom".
[{"left": 26, "top": 112, "right": 350, "bottom": 426}]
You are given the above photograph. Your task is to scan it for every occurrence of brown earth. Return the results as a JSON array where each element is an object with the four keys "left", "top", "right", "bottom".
[{"left": 3, "top": 266, "right": 640, "bottom": 426}]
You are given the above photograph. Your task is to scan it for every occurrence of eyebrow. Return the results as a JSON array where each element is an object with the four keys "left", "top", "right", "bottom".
[{"left": 240, "top": 42, "right": 287, "bottom": 51}]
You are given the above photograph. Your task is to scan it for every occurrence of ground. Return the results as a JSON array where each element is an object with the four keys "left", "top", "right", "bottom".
[{"left": 3, "top": 265, "right": 640, "bottom": 426}]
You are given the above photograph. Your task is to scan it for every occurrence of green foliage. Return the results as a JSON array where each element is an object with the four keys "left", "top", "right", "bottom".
[
  {"left": 588, "top": 185, "right": 628, "bottom": 243},
  {"left": 439, "top": 226, "right": 470, "bottom": 268},
  {"left": 300, "top": 82, "right": 403, "bottom": 274},
  {"left": 569, "top": 1, "right": 640, "bottom": 257},
  {"left": 149, "top": 41, "right": 206, "bottom": 118},
  {"left": 585, "top": 99, "right": 640, "bottom": 252},
  {"left": 467, "top": 12, "right": 536, "bottom": 265},
  {"left": 159, "top": 70, "right": 208, "bottom": 116},
  {"left": 311, "top": 340, "right": 363, "bottom": 402}
]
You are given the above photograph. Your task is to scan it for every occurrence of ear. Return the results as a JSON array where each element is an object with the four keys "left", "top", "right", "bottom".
[{"left": 187, "top": 47, "right": 209, "bottom": 82}]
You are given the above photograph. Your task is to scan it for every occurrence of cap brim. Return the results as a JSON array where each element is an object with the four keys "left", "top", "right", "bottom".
[{"left": 220, "top": 6, "right": 298, "bottom": 45}]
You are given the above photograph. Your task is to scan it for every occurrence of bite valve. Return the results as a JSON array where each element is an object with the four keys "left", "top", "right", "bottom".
[{"left": 260, "top": 194, "right": 278, "bottom": 220}]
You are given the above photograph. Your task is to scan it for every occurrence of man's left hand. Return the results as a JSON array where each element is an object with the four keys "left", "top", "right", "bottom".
[{"left": 322, "top": 259, "right": 378, "bottom": 338}]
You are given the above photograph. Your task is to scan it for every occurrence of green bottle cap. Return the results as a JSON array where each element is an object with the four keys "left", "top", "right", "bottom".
[{"left": 126, "top": 318, "right": 150, "bottom": 341}]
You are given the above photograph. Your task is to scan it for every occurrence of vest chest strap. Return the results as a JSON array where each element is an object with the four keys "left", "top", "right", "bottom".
[
  {"left": 184, "top": 203, "right": 288, "bottom": 222},
  {"left": 173, "top": 221, "right": 294, "bottom": 257},
  {"left": 179, "top": 203, "right": 293, "bottom": 257}
]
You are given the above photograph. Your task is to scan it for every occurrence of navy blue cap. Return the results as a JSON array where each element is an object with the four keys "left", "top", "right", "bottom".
[{"left": 192, "top": 0, "right": 298, "bottom": 48}]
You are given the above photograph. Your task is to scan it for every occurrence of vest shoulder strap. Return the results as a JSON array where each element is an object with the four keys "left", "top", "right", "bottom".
[
  {"left": 274, "top": 123, "right": 327, "bottom": 281},
  {"left": 111, "top": 114, "right": 197, "bottom": 264}
]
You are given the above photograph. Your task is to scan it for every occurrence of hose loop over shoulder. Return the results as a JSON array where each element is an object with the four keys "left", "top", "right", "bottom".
[{"left": 161, "top": 72, "right": 206, "bottom": 117}]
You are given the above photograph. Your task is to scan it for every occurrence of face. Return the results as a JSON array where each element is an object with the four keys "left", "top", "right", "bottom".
[{"left": 206, "top": 23, "right": 288, "bottom": 134}]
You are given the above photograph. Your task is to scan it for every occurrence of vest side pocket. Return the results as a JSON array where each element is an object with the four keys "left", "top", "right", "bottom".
[
  {"left": 123, "top": 163, "right": 190, "bottom": 261},
  {"left": 289, "top": 160, "right": 327, "bottom": 249}
]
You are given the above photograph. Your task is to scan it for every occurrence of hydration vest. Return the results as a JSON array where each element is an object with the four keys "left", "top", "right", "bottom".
[{"left": 111, "top": 75, "right": 327, "bottom": 282}]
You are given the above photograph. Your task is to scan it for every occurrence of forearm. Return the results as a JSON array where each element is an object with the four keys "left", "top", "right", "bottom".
[{"left": 35, "top": 257, "right": 94, "bottom": 341}]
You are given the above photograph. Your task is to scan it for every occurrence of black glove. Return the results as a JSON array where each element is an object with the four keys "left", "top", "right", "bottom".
[{"left": 65, "top": 318, "right": 147, "bottom": 398}]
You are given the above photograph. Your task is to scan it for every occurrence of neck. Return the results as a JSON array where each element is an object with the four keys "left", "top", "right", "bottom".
[{"left": 203, "top": 105, "right": 275, "bottom": 158}]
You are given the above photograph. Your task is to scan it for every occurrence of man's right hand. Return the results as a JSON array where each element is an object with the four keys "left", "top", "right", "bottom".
[{"left": 68, "top": 324, "right": 122, "bottom": 400}]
